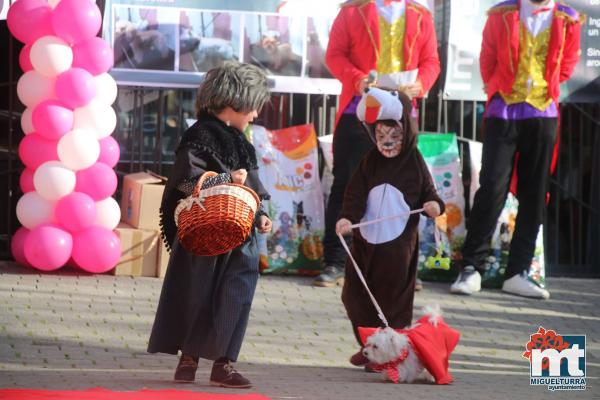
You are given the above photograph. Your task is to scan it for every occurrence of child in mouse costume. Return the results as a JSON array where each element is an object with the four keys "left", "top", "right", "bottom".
[{"left": 337, "top": 87, "right": 445, "bottom": 368}]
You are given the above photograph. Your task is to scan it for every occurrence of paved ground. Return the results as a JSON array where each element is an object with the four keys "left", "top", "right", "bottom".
[{"left": 0, "top": 261, "right": 598, "bottom": 400}]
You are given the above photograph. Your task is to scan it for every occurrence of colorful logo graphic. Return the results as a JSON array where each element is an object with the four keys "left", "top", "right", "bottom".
[{"left": 524, "top": 327, "right": 586, "bottom": 391}]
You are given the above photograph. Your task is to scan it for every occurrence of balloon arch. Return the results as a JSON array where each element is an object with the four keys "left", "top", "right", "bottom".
[{"left": 8, "top": 0, "right": 122, "bottom": 273}]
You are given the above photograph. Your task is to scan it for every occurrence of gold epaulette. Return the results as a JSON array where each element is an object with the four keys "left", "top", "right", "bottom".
[{"left": 555, "top": 2, "right": 583, "bottom": 25}]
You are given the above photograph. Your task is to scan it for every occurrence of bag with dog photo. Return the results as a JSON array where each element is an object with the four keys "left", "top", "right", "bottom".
[{"left": 248, "top": 124, "right": 325, "bottom": 276}]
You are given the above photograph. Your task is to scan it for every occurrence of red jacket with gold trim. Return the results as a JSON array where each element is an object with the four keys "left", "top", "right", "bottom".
[
  {"left": 480, "top": 0, "right": 582, "bottom": 103},
  {"left": 326, "top": 0, "right": 440, "bottom": 127}
]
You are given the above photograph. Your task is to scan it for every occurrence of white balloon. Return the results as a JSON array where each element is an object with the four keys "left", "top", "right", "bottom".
[
  {"left": 33, "top": 161, "right": 76, "bottom": 201},
  {"left": 47, "top": 0, "right": 61, "bottom": 8},
  {"left": 21, "top": 108, "right": 35, "bottom": 135},
  {"left": 16, "top": 192, "right": 55, "bottom": 229},
  {"left": 16, "top": 71, "right": 55, "bottom": 108},
  {"left": 73, "top": 100, "right": 117, "bottom": 139},
  {"left": 95, "top": 197, "right": 121, "bottom": 230},
  {"left": 93, "top": 73, "right": 118, "bottom": 105},
  {"left": 57, "top": 129, "right": 100, "bottom": 171},
  {"left": 30, "top": 36, "right": 73, "bottom": 78}
]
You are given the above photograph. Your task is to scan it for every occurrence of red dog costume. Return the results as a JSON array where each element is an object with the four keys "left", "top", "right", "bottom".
[{"left": 359, "top": 314, "right": 460, "bottom": 384}]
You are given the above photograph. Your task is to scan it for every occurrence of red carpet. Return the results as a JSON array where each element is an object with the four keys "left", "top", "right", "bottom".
[{"left": 0, "top": 389, "right": 271, "bottom": 400}]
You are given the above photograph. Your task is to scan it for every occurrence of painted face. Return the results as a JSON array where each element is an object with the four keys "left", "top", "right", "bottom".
[{"left": 374, "top": 122, "right": 403, "bottom": 158}]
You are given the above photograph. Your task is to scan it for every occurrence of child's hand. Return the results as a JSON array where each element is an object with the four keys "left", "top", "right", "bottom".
[
  {"left": 423, "top": 201, "right": 441, "bottom": 218},
  {"left": 336, "top": 218, "right": 353, "bottom": 236},
  {"left": 257, "top": 215, "right": 272, "bottom": 234},
  {"left": 231, "top": 169, "right": 247, "bottom": 184}
]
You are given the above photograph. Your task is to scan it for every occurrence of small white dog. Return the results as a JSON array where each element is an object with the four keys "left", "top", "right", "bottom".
[{"left": 362, "top": 305, "right": 446, "bottom": 384}]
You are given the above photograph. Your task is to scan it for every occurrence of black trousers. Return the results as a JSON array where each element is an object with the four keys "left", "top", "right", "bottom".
[
  {"left": 322, "top": 114, "right": 374, "bottom": 268},
  {"left": 462, "top": 117, "right": 557, "bottom": 278}
]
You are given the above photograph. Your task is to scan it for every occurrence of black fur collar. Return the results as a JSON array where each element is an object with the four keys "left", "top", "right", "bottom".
[{"left": 178, "top": 113, "right": 258, "bottom": 171}]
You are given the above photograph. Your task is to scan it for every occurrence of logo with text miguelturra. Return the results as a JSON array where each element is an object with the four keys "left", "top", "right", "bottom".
[{"left": 524, "top": 327, "right": 586, "bottom": 391}]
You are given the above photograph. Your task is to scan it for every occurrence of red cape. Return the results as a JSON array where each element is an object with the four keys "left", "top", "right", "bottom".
[{"left": 359, "top": 315, "right": 460, "bottom": 384}]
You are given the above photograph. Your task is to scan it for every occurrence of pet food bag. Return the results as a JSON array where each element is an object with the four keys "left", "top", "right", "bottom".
[
  {"left": 416, "top": 133, "right": 465, "bottom": 282},
  {"left": 249, "top": 124, "right": 325, "bottom": 275}
]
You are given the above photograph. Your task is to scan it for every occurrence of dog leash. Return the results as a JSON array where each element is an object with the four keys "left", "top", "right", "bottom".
[{"left": 337, "top": 208, "right": 424, "bottom": 327}]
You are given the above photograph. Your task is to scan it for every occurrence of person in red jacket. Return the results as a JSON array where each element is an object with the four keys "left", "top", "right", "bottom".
[
  {"left": 450, "top": 0, "right": 582, "bottom": 299},
  {"left": 313, "top": 0, "right": 440, "bottom": 288}
]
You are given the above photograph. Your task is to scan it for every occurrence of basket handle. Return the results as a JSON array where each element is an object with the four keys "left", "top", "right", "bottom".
[{"left": 192, "top": 171, "right": 218, "bottom": 197}]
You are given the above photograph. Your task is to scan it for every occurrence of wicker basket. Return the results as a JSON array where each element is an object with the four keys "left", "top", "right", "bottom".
[{"left": 174, "top": 171, "right": 260, "bottom": 256}]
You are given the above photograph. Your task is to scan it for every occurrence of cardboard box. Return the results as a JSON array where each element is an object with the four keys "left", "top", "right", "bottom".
[
  {"left": 113, "top": 222, "right": 160, "bottom": 277},
  {"left": 120, "top": 172, "right": 166, "bottom": 230},
  {"left": 157, "top": 239, "right": 170, "bottom": 278}
]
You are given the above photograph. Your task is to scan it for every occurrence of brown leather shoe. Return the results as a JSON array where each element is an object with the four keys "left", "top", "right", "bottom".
[
  {"left": 210, "top": 361, "right": 252, "bottom": 389},
  {"left": 174, "top": 355, "right": 198, "bottom": 383},
  {"left": 349, "top": 349, "right": 369, "bottom": 366}
]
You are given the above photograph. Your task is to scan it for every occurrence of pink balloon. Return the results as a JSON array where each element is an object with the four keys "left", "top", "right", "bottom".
[
  {"left": 7, "top": 0, "right": 53, "bottom": 44},
  {"left": 19, "top": 44, "right": 33, "bottom": 72},
  {"left": 75, "top": 162, "right": 117, "bottom": 201},
  {"left": 52, "top": 0, "right": 102, "bottom": 44},
  {"left": 72, "top": 37, "right": 114, "bottom": 76},
  {"left": 24, "top": 224, "right": 73, "bottom": 271},
  {"left": 72, "top": 226, "right": 121, "bottom": 273},
  {"left": 32, "top": 100, "right": 74, "bottom": 140},
  {"left": 98, "top": 136, "right": 120, "bottom": 167},
  {"left": 19, "top": 168, "right": 35, "bottom": 193},
  {"left": 55, "top": 68, "right": 96, "bottom": 109},
  {"left": 18, "top": 134, "right": 59, "bottom": 169},
  {"left": 55, "top": 192, "right": 97, "bottom": 232},
  {"left": 11, "top": 227, "right": 32, "bottom": 267}
]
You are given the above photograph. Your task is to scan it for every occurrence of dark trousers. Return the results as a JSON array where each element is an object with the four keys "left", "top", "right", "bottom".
[
  {"left": 322, "top": 114, "right": 374, "bottom": 268},
  {"left": 462, "top": 117, "right": 557, "bottom": 278}
]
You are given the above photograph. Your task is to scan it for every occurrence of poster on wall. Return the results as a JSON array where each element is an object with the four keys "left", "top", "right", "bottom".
[
  {"left": 443, "top": 0, "right": 600, "bottom": 103},
  {"left": 243, "top": 14, "right": 304, "bottom": 77},
  {"left": 560, "top": 0, "right": 600, "bottom": 103},
  {"left": 102, "top": 0, "right": 342, "bottom": 93},
  {"left": 113, "top": 7, "right": 179, "bottom": 71},
  {"left": 178, "top": 11, "right": 242, "bottom": 72}
]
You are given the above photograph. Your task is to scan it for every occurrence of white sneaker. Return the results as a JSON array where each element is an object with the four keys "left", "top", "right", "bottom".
[
  {"left": 502, "top": 273, "right": 550, "bottom": 299},
  {"left": 450, "top": 266, "right": 481, "bottom": 295}
]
